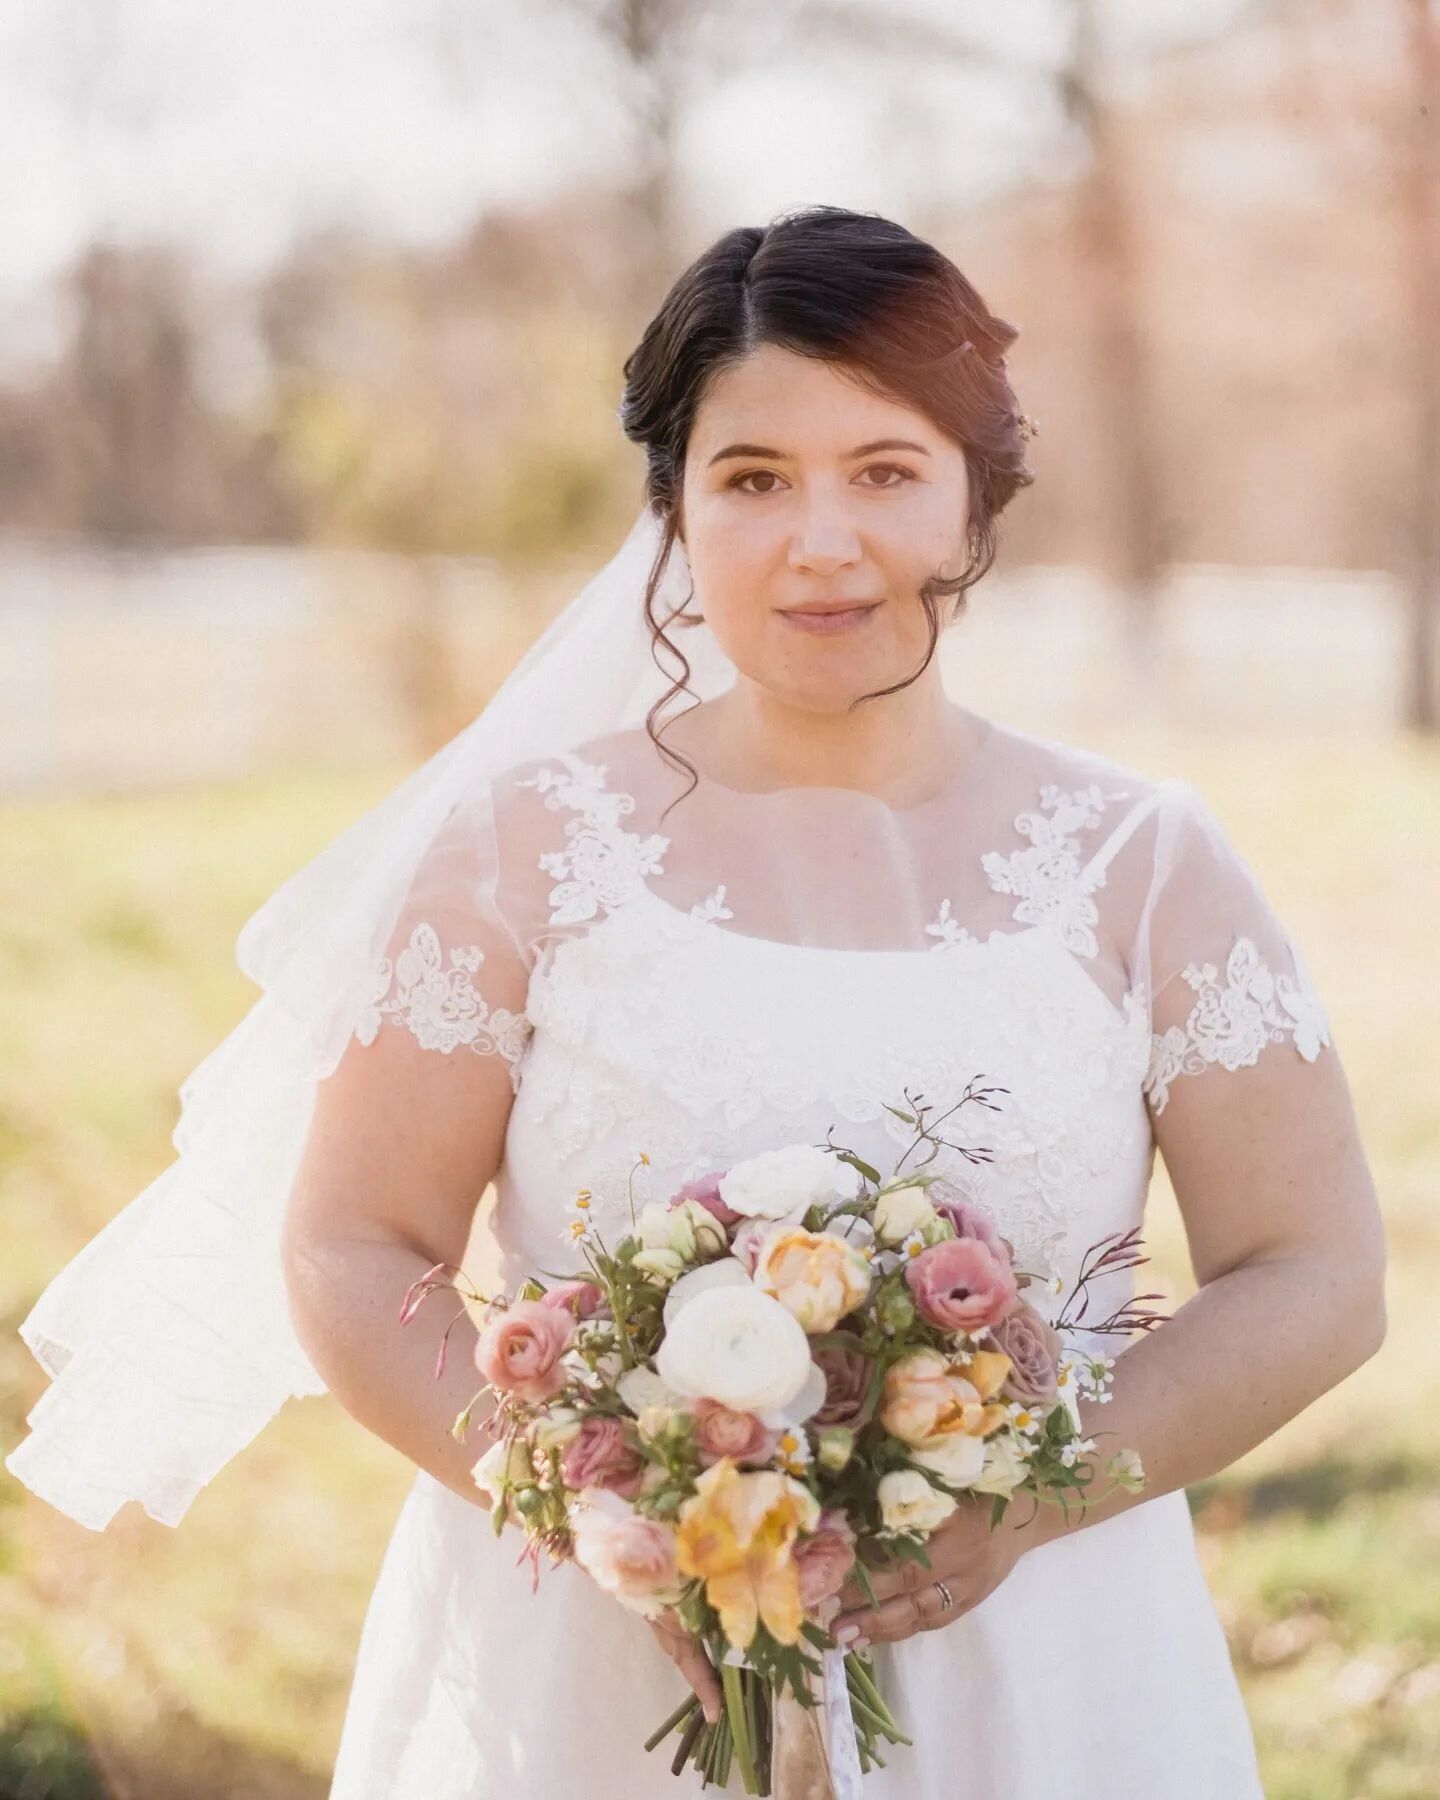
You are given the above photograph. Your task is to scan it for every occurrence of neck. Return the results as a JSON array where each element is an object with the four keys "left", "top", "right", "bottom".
[{"left": 681, "top": 679, "right": 982, "bottom": 806}]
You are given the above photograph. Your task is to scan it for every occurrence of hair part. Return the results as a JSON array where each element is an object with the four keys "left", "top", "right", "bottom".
[{"left": 617, "top": 203, "right": 1035, "bottom": 820}]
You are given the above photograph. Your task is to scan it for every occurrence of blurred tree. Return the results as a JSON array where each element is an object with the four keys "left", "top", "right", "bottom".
[
  {"left": 1061, "top": 0, "right": 1165, "bottom": 688},
  {"left": 0, "top": 243, "right": 300, "bottom": 544},
  {"left": 1401, "top": 0, "right": 1438, "bottom": 730}
]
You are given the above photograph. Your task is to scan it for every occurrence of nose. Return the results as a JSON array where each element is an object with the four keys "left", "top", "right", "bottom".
[{"left": 786, "top": 500, "right": 863, "bottom": 576}]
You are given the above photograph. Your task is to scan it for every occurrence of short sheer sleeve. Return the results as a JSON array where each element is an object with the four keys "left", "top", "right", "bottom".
[
  {"left": 351, "top": 780, "right": 536, "bottom": 1090},
  {"left": 1127, "top": 780, "right": 1334, "bottom": 1116}
]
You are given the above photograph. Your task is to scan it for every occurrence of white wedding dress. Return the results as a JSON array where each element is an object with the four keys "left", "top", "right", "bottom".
[{"left": 321, "top": 713, "right": 1331, "bottom": 1798}]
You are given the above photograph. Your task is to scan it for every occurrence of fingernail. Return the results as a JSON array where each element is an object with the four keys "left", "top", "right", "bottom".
[
  {"left": 835, "top": 1624, "right": 860, "bottom": 1646},
  {"left": 817, "top": 1596, "right": 841, "bottom": 1624},
  {"left": 853, "top": 1634, "right": 870, "bottom": 1652}
]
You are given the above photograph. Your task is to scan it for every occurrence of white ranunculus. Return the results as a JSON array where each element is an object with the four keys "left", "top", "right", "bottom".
[
  {"left": 638, "top": 1200, "right": 696, "bottom": 1261},
  {"left": 872, "top": 1182, "right": 939, "bottom": 1247},
  {"left": 559, "top": 1344, "right": 625, "bottom": 1389},
  {"left": 615, "top": 1365, "right": 687, "bottom": 1417},
  {"left": 471, "top": 1436, "right": 534, "bottom": 1513},
  {"left": 718, "top": 1143, "right": 854, "bottom": 1221},
  {"left": 969, "top": 1433, "right": 1032, "bottom": 1497},
  {"left": 909, "top": 1429, "right": 989, "bottom": 1489},
  {"left": 877, "top": 1468, "right": 960, "bottom": 1536},
  {"left": 531, "top": 1406, "right": 585, "bottom": 1454},
  {"left": 662, "top": 1256, "right": 752, "bottom": 1330},
  {"left": 756, "top": 1357, "right": 829, "bottom": 1431},
  {"left": 654, "top": 1283, "right": 813, "bottom": 1414},
  {"left": 822, "top": 1213, "right": 876, "bottom": 1251},
  {"left": 673, "top": 1197, "right": 730, "bottom": 1259},
  {"left": 633, "top": 1246, "right": 687, "bottom": 1285}
]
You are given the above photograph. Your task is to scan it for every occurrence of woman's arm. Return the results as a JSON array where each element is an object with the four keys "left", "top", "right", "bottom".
[
  {"left": 829, "top": 1025, "right": 1388, "bottom": 1648},
  {"left": 281, "top": 1015, "right": 520, "bottom": 1508},
  {"left": 1028, "top": 1029, "right": 1387, "bottom": 1551}
]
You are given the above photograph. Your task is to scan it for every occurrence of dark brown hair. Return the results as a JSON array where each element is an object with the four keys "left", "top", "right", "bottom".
[{"left": 618, "top": 203, "right": 1035, "bottom": 814}]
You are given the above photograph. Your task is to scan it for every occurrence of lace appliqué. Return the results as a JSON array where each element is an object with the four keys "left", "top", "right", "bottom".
[
  {"left": 691, "top": 884, "right": 734, "bottom": 924},
  {"left": 924, "top": 897, "right": 980, "bottom": 949},
  {"left": 516, "top": 756, "right": 670, "bottom": 925},
  {"left": 356, "top": 922, "right": 533, "bottom": 1090},
  {"left": 1142, "top": 935, "right": 1332, "bottom": 1114},
  {"left": 981, "top": 782, "right": 1133, "bottom": 958}
]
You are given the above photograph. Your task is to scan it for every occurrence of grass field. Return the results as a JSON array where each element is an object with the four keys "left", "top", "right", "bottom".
[{"left": 1, "top": 726, "right": 1436, "bottom": 1798}]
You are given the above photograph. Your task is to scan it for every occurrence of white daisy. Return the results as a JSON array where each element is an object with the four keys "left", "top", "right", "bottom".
[{"left": 774, "top": 1428, "right": 813, "bottom": 1474}]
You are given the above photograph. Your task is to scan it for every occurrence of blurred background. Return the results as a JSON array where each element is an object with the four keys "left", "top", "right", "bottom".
[{"left": 0, "top": 1, "right": 1436, "bottom": 1795}]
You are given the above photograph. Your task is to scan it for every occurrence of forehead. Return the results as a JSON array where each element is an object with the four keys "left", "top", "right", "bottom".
[{"left": 689, "top": 344, "right": 939, "bottom": 457}]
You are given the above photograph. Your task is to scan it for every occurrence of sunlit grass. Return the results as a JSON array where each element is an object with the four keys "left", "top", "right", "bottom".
[{"left": 0, "top": 729, "right": 1435, "bottom": 1795}]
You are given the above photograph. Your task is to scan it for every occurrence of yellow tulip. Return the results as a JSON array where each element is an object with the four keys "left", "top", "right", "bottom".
[{"left": 674, "top": 1457, "right": 820, "bottom": 1651}]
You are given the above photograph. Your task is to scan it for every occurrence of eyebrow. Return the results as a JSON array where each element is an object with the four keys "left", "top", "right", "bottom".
[{"left": 706, "top": 437, "right": 933, "bottom": 468}]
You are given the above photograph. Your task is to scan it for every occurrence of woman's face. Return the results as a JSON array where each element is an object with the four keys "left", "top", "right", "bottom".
[{"left": 678, "top": 342, "right": 971, "bottom": 713}]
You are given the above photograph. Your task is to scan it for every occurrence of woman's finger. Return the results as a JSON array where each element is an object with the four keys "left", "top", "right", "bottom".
[
  {"left": 834, "top": 1584, "right": 948, "bottom": 1648},
  {"left": 834, "top": 1549, "right": 950, "bottom": 1616},
  {"left": 649, "top": 1617, "right": 723, "bottom": 1725}
]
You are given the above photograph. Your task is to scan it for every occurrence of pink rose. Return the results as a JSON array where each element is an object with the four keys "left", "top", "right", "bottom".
[
  {"left": 811, "top": 1340, "right": 876, "bottom": 1429},
  {"left": 570, "top": 1488, "right": 684, "bottom": 1618},
  {"left": 560, "top": 1415, "right": 646, "bottom": 1498},
  {"left": 794, "top": 1509, "right": 857, "bottom": 1610},
  {"left": 540, "top": 1279, "right": 606, "bottom": 1320},
  {"left": 988, "top": 1298, "right": 1062, "bottom": 1406},
  {"left": 928, "top": 1184, "right": 1014, "bottom": 1264},
  {"left": 670, "top": 1168, "right": 742, "bottom": 1229},
  {"left": 904, "top": 1236, "right": 1018, "bottom": 1334},
  {"left": 691, "top": 1397, "right": 780, "bottom": 1468},
  {"left": 474, "top": 1299, "right": 574, "bottom": 1404}
]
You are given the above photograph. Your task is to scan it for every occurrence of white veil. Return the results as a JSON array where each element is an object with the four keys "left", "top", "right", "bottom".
[{"left": 5, "top": 501, "right": 733, "bottom": 1534}]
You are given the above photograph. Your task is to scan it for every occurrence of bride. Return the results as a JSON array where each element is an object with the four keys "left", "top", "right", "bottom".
[{"left": 7, "top": 205, "right": 1387, "bottom": 1798}]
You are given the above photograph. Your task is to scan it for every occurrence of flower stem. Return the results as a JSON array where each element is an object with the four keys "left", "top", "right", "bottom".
[
  {"left": 671, "top": 1706, "right": 706, "bottom": 1776},
  {"left": 721, "top": 1661, "right": 760, "bottom": 1793},
  {"left": 644, "top": 1691, "right": 698, "bottom": 1751}
]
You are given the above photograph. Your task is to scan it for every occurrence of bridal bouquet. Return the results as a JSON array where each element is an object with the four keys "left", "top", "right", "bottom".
[{"left": 400, "top": 1086, "right": 1163, "bottom": 1795}]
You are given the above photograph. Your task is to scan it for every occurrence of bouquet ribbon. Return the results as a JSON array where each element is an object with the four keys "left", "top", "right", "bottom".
[{"left": 771, "top": 1645, "right": 864, "bottom": 1800}]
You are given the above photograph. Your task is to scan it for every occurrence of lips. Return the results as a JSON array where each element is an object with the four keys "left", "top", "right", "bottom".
[
  {"left": 779, "top": 602, "right": 880, "bottom": 636},
  {"left": 784, "top": 600, "right": 881, "bottom": 616}
]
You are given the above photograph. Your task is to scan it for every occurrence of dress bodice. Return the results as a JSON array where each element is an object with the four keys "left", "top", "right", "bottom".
[
  {"left": 502, "top": 878, "right": 1155, "bottom": 1304},
  {"left": 361, "top": 714, "right": 1332, "bottom": 1333}
]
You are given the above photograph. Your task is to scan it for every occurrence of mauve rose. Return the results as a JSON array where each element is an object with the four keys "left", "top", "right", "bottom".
[
  {"left": 474, "top": 1299, "right": 575, "bottom": 1403},
  {"left": 561, "top": 1416, "right": 646, "bottom": 1498},
  {"left": 811, "top": 1341, "right": 876, "bottom": 1429},
  {"left": 904, "top": 1236, "right": 1018, "bottom": 1334},
  {"left": 691, "top": 1397, "right": 779, "bottom": 1467},
  {"left": 988, "top": 1298, "right": 1062, "bottom": 1405},
  {"left": 539, "top": 1279, "right": 606, "bottom": 1319},
  {"left": 794, "top": 1508, "right": 857, "bottom": 1610},
  {"left": 669, "top": 1168, "right": 742, "bottom": 1229}
]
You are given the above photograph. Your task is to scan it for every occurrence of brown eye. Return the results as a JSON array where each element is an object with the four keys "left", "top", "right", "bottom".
[
  {"left": 731, "top": 470, "right": 782, "bottom": 495},
  {"left": 862, "top": 464, "right": 916, "bottom": 488}
]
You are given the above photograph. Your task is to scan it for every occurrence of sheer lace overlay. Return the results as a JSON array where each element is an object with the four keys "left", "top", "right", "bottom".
[
  {"left": 351, "top": 727, "right": 1332, "bottom": 1140},
  {"left": 339, "top": 719, "right": 1333, "bottom": 1302}
]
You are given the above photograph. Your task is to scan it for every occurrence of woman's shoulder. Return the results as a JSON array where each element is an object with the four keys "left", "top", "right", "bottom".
[{"left": 979, "top": 717, "right": 1177, "bottom": 815}]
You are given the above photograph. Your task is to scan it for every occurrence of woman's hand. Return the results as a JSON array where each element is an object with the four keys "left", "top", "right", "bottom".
[
  {"left": 829, "top": 1494, "right": 1039, "bottom": 1650},
  {"left": 648, "top": 1606, "right": 723, "bottom": 1725}
]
